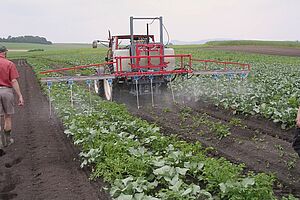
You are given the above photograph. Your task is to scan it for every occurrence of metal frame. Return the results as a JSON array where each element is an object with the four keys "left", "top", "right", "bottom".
[{"left": 130, "top": 17, "right": 164, "bottom": 65}]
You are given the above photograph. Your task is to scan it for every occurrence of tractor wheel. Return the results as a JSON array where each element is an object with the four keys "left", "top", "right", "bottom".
[
  {"left": 103, "top": 79, "right": 113, "bottom": 101},
  {"left": 94, "top": 80, "right": 103, "bottom": 94},
  {"left": 94, "top": 79, "right": 113, "bottom": 101}
]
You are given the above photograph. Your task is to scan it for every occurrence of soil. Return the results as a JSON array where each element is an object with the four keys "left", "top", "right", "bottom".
[
  {"left": 204, "top": 45, "right": 300, "bottom": 57},
  {"left": 0, "top": 60, "right": 111, "bottom": 200},
  {"left": 114, "top": 91, "right": 300, "bottom": 198}
]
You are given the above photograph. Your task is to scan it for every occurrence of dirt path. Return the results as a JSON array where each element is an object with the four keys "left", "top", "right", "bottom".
[
  {"left": 114, "top": 92, "right": 300, "bottom": 197},
  {"left": 0, "top": 60, "right": 110, "bottom": 200},
  {"left": 204, "top": 45, "right": 300, "bottom": 57}
]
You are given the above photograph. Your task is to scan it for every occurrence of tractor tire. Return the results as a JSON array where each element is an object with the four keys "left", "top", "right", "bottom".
[
  {"left": 94, "top": 79, "right": 115, "bottom": 101},
  {"left": 94, "top": 80, "right": 104, "bottom": 95}
]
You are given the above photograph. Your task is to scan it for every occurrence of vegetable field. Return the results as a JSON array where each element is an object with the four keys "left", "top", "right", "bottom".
[
  {"left": 22, "top": 46, "right": 300, "bottom": 130},
  {"left": 9, "top": 45, "right": 300, "bottom": 199},
  {"left": 173, "top": 50, "right": 300, "bottom": 129}
]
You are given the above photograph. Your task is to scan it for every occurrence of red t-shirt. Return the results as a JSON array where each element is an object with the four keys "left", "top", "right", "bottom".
[{"left": 0, "top": 54, "right": 19, "bottom": 87}]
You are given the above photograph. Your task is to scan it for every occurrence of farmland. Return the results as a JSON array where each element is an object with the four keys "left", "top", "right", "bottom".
[
  {"left": 2, "top": 44, "right": 300, "bottom": 199},
  {"left": 204, "top": 40, "right": 300, "bottom": 48},
  {"left": 17, "top": 45, "right": 300, "bottom": 129}
]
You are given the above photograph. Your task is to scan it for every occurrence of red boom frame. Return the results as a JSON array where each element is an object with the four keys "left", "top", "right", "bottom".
[{"left": 40, "top": 55, "right": 250, "bottom": 77}]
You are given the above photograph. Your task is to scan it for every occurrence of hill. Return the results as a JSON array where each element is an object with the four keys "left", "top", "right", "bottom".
[{"left": 0, "top": 35, "right": 52, "bottom": 45}]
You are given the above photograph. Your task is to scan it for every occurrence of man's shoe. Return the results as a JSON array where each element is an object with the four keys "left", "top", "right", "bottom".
[
  {"left": 7, "top": 136, "right": 14, "bottom": 146},
  {"left": 3, "top": 130, "right": 14, "bottom": 147},
  {"left": 0, "top": 133, "right": 6, "bottom": 148},
  {"left": 0, "top": 149, "right": 5, "bottom": 157},
  {"left": 3, "top": 135, "right": 14, "bottom": 147}
]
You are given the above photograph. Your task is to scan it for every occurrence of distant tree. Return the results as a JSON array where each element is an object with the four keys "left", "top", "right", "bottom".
[{"left": 0, "top": 35, "right": 52, "bottom": 44}]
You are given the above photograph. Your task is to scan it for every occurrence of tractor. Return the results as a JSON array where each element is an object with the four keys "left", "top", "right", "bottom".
[{"left": 40, "top": 16, "right": 250, "bottom": 109}]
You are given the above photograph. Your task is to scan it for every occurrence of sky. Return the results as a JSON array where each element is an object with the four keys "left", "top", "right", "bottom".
[{"left": 1, "top": 0, "right": 300, "bottom": 43}]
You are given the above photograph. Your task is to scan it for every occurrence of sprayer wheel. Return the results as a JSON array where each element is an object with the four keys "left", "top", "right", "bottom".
[
  {"left": 94, "top": 80, "right": 104, "bottom": 95},
  {"left": 103, "top": 79, "right": 113, "bottom": 101},
  {"left": 94, "top": 79, "right": 114, "bottom": 101}
]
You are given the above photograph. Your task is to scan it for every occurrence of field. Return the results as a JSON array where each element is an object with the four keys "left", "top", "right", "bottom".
[
  {"left": 202, "top": 40, "right": 300, "bottom": 57},
  {"left": 2, "top": 42, "right": 91, "bottom": 50},
  {"left": 1, "top": 43, "right": 300, "bottom": 199},
  {"left": 204, "top": 40, "right": 300, "bottom": 48}
]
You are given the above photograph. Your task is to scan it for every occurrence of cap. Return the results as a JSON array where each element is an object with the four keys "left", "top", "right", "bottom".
[{"left": 0, "top": 46, "right": 8, "bottom": 53}]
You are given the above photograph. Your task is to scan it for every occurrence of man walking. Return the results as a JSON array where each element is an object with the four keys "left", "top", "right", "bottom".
[
  {"left": 294, "top": 107, "right": 300, "bottom": 157},
  {"left": 0, "top": 45, "right": 24, "bottom": 155}
]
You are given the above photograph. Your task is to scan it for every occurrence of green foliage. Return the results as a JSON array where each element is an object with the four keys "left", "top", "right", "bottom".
[
  {"left": 172, "top": 48, "right": 300, "bottom": 129},
  {"left": 282, "top": 194, "right": 299, "bottom": 200},
  {"left": 204, "top": 40, "right": 300, "bottom": 48},
  {"left": 192, "top": 113, "right": 231, "bottom": 139},
  {"left": 229, "top": 118, "right": 244, "bottom": 127},
  {"left": 28, "top": 48, "right": 44, "bottom": 52}
]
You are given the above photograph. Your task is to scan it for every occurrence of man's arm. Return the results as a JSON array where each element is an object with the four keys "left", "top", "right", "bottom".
[
  {"left": 296, "top": 107, "right": 300, "bottom": 127},
  {"left": 11, "top": 79, "right": 24, "bottom": 106}
]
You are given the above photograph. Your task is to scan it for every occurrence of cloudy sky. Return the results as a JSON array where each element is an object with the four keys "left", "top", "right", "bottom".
[{"left": 1, "top": 0, "right": 300, "bottom": 43}]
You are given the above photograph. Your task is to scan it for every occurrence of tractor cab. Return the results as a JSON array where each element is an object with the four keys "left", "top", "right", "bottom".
[
  {"left": 110, "top": 35, "right": 155, "bottom": 50},
  {"left": 106, "top": 34, "right": 176, "bottom": 74}
]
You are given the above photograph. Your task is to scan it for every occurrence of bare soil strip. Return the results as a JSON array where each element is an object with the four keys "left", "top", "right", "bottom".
[
  {"left": 0, "top": 60, "right": 110, "bottom": 200},
  {"left": 204, "top": 45, "right": 300, "bottom": 57},
  {"left": 115, "top": 93, "right": 300, "bottom": 197}
]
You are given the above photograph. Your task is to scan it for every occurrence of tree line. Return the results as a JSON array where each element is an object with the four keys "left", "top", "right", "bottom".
[{"left": 0, "top": 36, "right": 52, "bottom": 45}]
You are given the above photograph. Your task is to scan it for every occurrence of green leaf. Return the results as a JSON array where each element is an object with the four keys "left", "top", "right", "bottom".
[
  {"left": 169, "top": 174, "right": 179, "bottom": 186},
  {"left": 110, "top": 186, "right": 120, "bottom": 197},
  {"left": 197, "top": 162, "right": 204, "bottom": 170},
  {"left": 219, "top": 183, "right": 227, "bottom": 193},
  {"left": 122, "top": 176, "right": 134, "bottom": 186},
  {"left": 134, "top": 193, "right": 144, "bottom": 200},
  {"left": 144, "top": 196, "right": 160, "bottom": 200},
  {"left": 199, "top": 190, "right": 213, "bottom": 199},
  {"left": 175, "top": 167, "right": 189, "bottom": 175},
  {"left": 153, "top": 165, "right": 171, "bottom": 176},
  {"left": 116, "top": 193, "right": 133, "bottom": 200},
  {"left": 152, "top": 160, "right": 165, "bottom": 167},
  {"left": 182, "top": 187, "right": 192, "bottom": 196},
  {"left": 241, "top": 177, "right": 255, "bottom": 187},
  {"left": 64, "top": 129, "right": 73, "bottom": 136},
  {"left": 169, "top": 179, "right": 183, "bottom": 192}
]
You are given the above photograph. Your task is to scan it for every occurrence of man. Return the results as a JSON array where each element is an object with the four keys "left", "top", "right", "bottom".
[
  {"left": 294, "top": 107, "right": 300, "bottom": 157},
  {"left": 0, "top": 45, "right": 24, "bottom": 155}
]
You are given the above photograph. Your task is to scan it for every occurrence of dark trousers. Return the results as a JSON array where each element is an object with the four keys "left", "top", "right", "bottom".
[{"left": 293, "top": 128, "right": 300, "bottom": 157}]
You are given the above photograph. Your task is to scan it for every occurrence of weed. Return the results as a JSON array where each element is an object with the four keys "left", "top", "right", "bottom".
[{"left": 162, "top": 107, "right": 171, "bottom": 113}]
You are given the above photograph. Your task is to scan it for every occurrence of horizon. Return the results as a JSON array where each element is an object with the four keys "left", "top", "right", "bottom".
[{"left": 1, "top": 38, "right": 299, "bottom": 45}]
